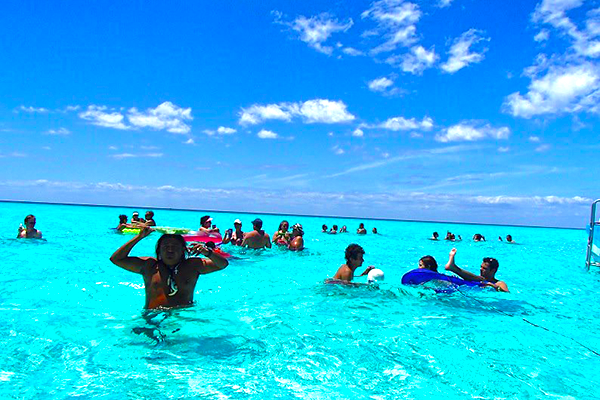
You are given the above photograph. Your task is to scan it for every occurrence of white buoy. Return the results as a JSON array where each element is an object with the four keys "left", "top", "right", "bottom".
[{"left": 367, "top": 268, "right": 385, "bottom": 283}]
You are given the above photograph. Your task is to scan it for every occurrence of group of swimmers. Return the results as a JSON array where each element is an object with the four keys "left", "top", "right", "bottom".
[
  {"left": 430, "top": 231, "right": 515, "bottom": 243},
  {"left": 322, "top": 223, "right": 378, "bottom": 234},
  {"left": 116, "top": 211, "right": 156, "bottom": 231}
]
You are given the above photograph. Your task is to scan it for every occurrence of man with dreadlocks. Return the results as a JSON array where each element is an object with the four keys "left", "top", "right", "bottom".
[{"left": 110, "top": 227, "right": 228, "bottom": 309}]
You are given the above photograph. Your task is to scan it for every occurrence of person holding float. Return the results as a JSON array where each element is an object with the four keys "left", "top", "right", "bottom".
[{"left": 110, "top": 227, "right": 228, "bottom": 309}]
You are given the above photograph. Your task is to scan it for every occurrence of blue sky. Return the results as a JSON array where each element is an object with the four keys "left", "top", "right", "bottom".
[{"left": 1, "top": 0, "right": 598, "bottom": 228}]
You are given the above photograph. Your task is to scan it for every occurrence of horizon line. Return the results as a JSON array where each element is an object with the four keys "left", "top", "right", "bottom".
[{"left": 0, "top": 199, "right": 584, "bottom": 231}]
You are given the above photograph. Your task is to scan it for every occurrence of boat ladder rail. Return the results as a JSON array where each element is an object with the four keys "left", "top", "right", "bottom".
[{"left": 586, "top": 199, "right": 600, "bottom": 269}]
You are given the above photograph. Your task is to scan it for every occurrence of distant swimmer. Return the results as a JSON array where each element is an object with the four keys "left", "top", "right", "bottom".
[
  {"left": 357, "top": 223, "right": 367, "bottom": 235},
  {"left": 339, "top": 225, "right": 347, "bottom": 233},
  {"left": 109, "top": 227, "right": 228, "bottom": 309},
  {"left": 372, "top": 227, "right": 378, "bottom": 234},
  {"left": 199, "top": 215, "right": 220, "bottom": 234},
  {"left": 445, "top": 231, "right": 456, "bottom": 241},
  {"left": 331, "top": 244, "right": 374, "bottom": 282},
  {"left": 445, "top": 248, "right": 509, "bottom": 292},
  {"left": 506, "top": 235, "right": 515, "bottom": 243},
  {"left": 273, "top": 220, "right": 291, "bottom": 246},
  {"left": 241, "top": 218, "right": 272, "bottom": 249},
  {"left": 322, "top": 224, "right": 328, "bottom": 233},
  {"left": 288, "top": 223, "right": 304, "bottom": 251},
  {"left": 222, "top": 219, "right": 244, "bottom": 246},
  {"left": 429, "top": 232, "right": 439, "bottom": 241},
  {"left": 473, "top": 233, "right": 486, "bottom": 242},
  {"left": 17, "top": 214, "right": 42, "bottom": 239},
  {"left": 329, "top": 225, "right": 338, "bottom": 234},
  {"left": 144, "top": 211, "right": 156, "bottom": 227}
]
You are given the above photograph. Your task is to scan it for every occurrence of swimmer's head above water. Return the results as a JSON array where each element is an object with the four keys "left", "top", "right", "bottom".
[
  {"left": 155, "top": 234, "right": 188, "bottom": 266},
  {"left": 419, "top": 255, "right": 438, "bottom": 272}
]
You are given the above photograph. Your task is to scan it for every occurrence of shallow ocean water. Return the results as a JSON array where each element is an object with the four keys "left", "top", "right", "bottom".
[{"left": 2, "top": 201, "right": 599, "bottom": 399}]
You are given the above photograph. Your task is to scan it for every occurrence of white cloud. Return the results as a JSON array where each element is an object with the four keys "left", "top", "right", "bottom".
[
  {"left": 529, "top": 136, "right": 541, "bottom": 142},
  {"left": 257, "top": 129, "right": 279, "bottom": 139},
  {"left": 203, "top": 126, "right": 238, "bottom": 136},
  {"left": 111, "top": 153, "right": 163, "bottom": 159},
  {"left": 128, "top": 102, "right": 192, "bottom": 134},
  {"left": 299, "top": 99, "right": 355, "bottom": 123},
  {"left": 342, "top": 47, "right": 364, "bottom": 56},
  {"left": 400, "top": 45, "right": 438, "bottom": 74},
  {"left": 368, "top": 76, "right": 394, "bottom": 92},
  {"left": 79, "top": 106, "right": 129, "bottom": 130},
  {"left": 353, "top": 128, "right": 364, "bottom": 137},
  {"left": 361, "top": 0, "right": 422, "bottom": 54},
  {"left": 441, "top": 29, "right": 490, "bottom": 73},
  {"left": 536, "top": 144, "right": 552, "bottom": 152},
  {"left": 239, "top": 104, "right": 293, "bottom": 125},
  {"left": 503, "top": 63, "right": 600, "bottom": 117},
  {"left": 277, "top": 12, "right": 353, "bottom": 55},
  {"left": 435, "top": 123, "right": 510, "bottom": 142},
  {"left": 438, "top": 0, "right": 453, "bottom": 7},
  {"left": 45, "top": 128, "right": 70, "bottom": 135},
  {"left": 184, "top": 138, "right": 195, "bottom": 145},
  {"left": 379, "top": 116, "right": 434, "bottom": 131},
  {"left": 239, "top": 99, "right": 355, "bottom": 125},
  {"left": 534, "top": 29, "right": 550, "bottom": 42},
  {"left": 498, "top": 146, "right": 510, "bottom": 152},
  {"left": 332, "top": 145, "right": 345, "bottom": 155},
  {"left": 18, "top": 106, "right": 50, "bottom": 113}
]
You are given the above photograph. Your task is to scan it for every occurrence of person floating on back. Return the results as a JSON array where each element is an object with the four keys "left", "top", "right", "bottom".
[
  {"left": 17, "top": 214, "right": 42, "bottom": 239},
  {"left": 241, "top": 218, "right": 272, "bottom": 249},
  {"left": 331, "top": 244, "right": 374, "bottom": 283},
  {"left": 445, "top": 248, "right": 509, "bottom": 292},
  {"left": 110, "top": 227, "right": 228, "bottom": 309}
]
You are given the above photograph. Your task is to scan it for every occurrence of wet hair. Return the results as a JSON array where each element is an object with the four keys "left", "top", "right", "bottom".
[
  {"left": 24, "top": 214, "right": 35, "bottom": 224},
  {"left": 145, "top": 211, "right": 154, "bottom": 218},
  {"left": 345, "top": 243, "right": 365, "bottom": 264},
  {"left": 279, "top": 220, "right": 289, "bottom": 231},
  {"left": 483, "top": 257, "right": 499, "bottom": 270},
  {"left": 359, "top": 223, "right": 365, "bottom": 228},
  {"left": 322, "top": 224, "right": 328, "bottom": 230},
  {"left": 506, "top": 235, "right": 512, "bottom": 241},
  {"left": 419, "top": 255, "right": 438, "bottom": 272},
  {"left": 155, "top": 234, "right": 188, "bottom": 264},
  {"left": 433, "top": 232, "right": 439, "bottom": 238},
  {"left": 332, "top": 225, "right": 338, "bottom": 230},
  {"left": 119, "top": 214, "right": 128, "bottom": 223}
]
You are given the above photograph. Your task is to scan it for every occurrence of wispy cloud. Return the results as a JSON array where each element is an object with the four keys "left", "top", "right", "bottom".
[
  {"left": 368, "top": 76, "right": 394, "bottom": 92},
  {"left": 274, "top": 11, "right": 353, "bottom": 55},
  {"left": 378, "top": 116, "right": 433, "bottom": 131},
  {"left": 324, "top": 144, "right": 473, "bottom": 178},
  {"left": 239, "top": 99, "right": 355, "bottom": 125},
  {"left": 361, "top": 0, "right": 422, "bottom": 54},
  {"left": 111, "top": 153, "right": 163, "bottom": 159},
  {"left": 45, "top": 128, "right": 71, "bottom": 135},
  {"left": 441, "top": 29, "right": 490, "bottom": 73},
  {"left": 17, "top": 106, "right": 50, "bottom": 114}
]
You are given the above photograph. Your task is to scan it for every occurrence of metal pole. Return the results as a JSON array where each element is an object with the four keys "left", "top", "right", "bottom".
[{"left": 586, "top": 200, "right": 600, "bottom": 269}]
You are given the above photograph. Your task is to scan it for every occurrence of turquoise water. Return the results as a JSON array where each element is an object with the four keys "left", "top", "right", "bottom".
[{"left": 2, "top": 201, "right": 599, "bottom": 399}]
